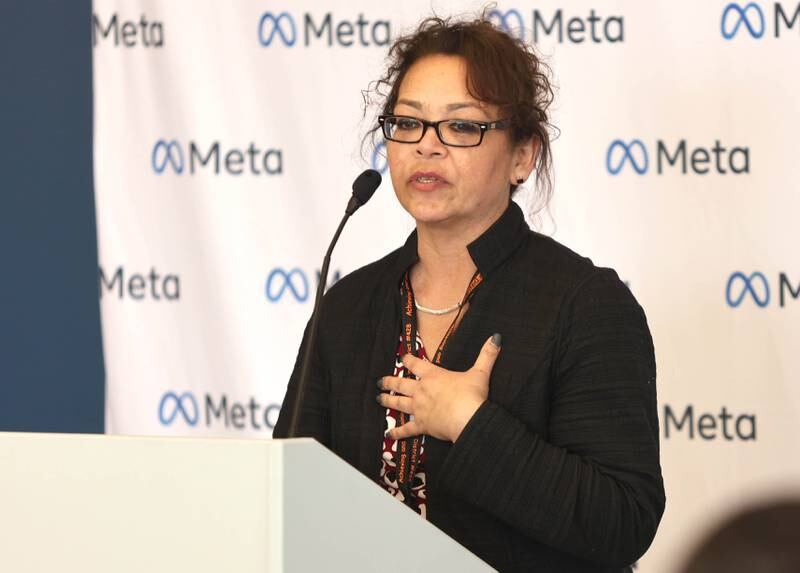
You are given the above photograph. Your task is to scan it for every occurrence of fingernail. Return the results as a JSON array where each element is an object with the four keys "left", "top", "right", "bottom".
[
  {"left": 376, "top": 378, "right": 383, "bottom": 390},
  {"left": 375, "top": 393, "right": 382, "bottom": 404},
  {"left": 491, "top": 333, "right": 502, "bottom": 348}
]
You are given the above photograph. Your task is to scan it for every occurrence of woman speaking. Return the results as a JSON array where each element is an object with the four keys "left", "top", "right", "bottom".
[{"left": 274, "top": 14, "right": 665, "bottom": 572}]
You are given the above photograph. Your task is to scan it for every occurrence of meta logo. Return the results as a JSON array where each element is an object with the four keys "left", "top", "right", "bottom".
[
  {"left": 99, "top": 266, "right": 180, "bottom": 301},
  {"left": 722, "top": 3, "right": 766, "bottom": 37},
  {"left": 664, "top": 404, "right": 756, "bottom": 441},
  {"left": 726, "top": 271, "right": 799, "bottom": 308},
  {"left": 159, "top": 391, "right": 281, "bottom": 431},
  {"left": 151, "top": 140, "right": 283, "bottom": 176},
  {"left": 606, "top": 139, "right": 750, "bottom": 175},
  {"left": 93, "top": 13, "right": 163, "bottom": 47},
  {"left": 258, "top": 11, "right": 390, "bottom": 48},
  {"left": 152, "top": 140, "right": 184, "bottom": 174},
  {"left": 159, "top": 392, "right": 198, "bottom": 426},
  {"left": 487, "top": 8, "right": 624, "bottom": 44},
  {"left": 372, "top": 142, "right": 388, "bottom": 175},
  {"left": 266, "top": 267, "right": 342, "bottom": 303},
  {"left": 721, "top": 2, "right": 800, "bottom": 39},
  {"left": 258, "top": 12, "right": 296, "bottom": 46},
  {"left": 606, "top": 140, "right": 648, "bottom": 175}
]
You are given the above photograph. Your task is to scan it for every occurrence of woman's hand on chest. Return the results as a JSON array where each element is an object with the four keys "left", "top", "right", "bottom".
[{"left": 377, "top": 334, "right": 502, "bottom": 442}]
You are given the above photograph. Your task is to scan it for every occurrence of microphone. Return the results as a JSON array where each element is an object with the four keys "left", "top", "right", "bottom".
[
  {"left": 346, "top": 169, "right": 381, "bottom": 215},
  {"left": 286, "top": 169, "right": 382, "bottom": 438}
]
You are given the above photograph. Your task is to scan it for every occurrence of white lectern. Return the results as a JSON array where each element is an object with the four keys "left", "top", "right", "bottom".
[{"left": 0, "top": 432, "right": 493, "bottom": 572}]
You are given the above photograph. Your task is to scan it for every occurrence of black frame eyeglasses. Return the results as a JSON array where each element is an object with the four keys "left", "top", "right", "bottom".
[{"left": 378, "top": 114, "right": 510, "bottom": 148}]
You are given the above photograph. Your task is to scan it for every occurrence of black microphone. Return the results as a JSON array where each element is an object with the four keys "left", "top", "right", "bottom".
[
  {"left": 286, "top": 169, "right": 381, "bottom": 438},
  {"left": 346, "top": 169, "right": 381, "bottom": 215}
]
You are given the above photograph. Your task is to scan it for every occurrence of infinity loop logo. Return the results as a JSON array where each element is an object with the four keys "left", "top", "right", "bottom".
[
  {"left": 487, "top": 8, "right": 526, "bottom": 40},
  {"left": 721, "top": 3, "right": 765, "bottom": 39},
  {"left": 372, "top": 142, "right": 388, "bottom": 175},
  {"left": 159, "top": 391, "right": 199, "bottom": 426},
  {"left": 258, "top": 12, "right": 297, "bottom": 47},
  {"left": 726, "top": 271, "right": 770, "bottom": 307},
  {"left": 152, "top": 140, "right": 185, "bottom": 174},
  {"left": 606, "top": 139, "right": 649, "bottom": 175},
  {"left": 266, "top": 267, "right": 309, "bottom": 302}
]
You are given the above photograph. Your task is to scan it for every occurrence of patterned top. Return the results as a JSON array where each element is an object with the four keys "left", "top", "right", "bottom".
[{"left": 377, "top": 334, "right": 428, "bottom": 518}]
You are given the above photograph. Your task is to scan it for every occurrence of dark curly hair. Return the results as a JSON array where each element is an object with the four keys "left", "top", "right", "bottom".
[{"left": 364, "top": 12, "right": 556, "bottom": 204}]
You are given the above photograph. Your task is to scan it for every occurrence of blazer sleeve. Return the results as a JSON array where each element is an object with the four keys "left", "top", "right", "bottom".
[
  {"left": 272, "top": 314, "right": 332, "bottom": 445},
  {"left": 436, "top": 269, "right": 665, "bottom": 567}
]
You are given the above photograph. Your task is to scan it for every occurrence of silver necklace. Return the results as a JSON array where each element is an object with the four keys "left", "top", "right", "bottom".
[{"left": 414, "top": 299, "right": 462, "bottom": 316}]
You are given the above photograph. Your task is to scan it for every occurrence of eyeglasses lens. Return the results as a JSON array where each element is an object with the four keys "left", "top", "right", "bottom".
[{"left": 383, "top": 117, "right": 482, "bottom": 147}]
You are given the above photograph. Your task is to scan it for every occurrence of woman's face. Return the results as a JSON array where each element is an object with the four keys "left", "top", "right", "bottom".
[{"left": 386, "top": 54, "right": 533, "bottom": 235}]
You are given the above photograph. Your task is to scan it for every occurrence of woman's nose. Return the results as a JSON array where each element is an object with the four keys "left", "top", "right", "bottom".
[{"left": 415, "top": 124, "right": 446, "bottom": 157}]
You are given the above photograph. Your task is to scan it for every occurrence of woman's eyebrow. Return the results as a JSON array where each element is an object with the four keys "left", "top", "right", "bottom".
[
  {"left": 396, "top": 98, "right": 422, "bottom": 109},
  {"left": 395, "top": 99, "right": 483, "bottom": 113},
  {"left": 446, "top": 102, "right": 481, "bottom": 111}
]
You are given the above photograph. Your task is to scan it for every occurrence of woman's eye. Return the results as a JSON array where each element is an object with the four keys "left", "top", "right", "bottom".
[
  {"left": 395, "top": 118, "right": 420, "bottom": 130},
  {"left": 447, "top": 121, "right": 480, "bottom": 134}
]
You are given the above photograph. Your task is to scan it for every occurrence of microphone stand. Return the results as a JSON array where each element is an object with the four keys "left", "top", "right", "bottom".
[
  {"left": 286, "top": 174, "right": 379, "bottom": 438},
  {"left": 286, "top": 214, "right": 348, "bottom": 438}
]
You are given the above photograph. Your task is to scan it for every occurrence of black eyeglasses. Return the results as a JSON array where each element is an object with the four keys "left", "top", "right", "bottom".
[{"left": 378, "top": 114, "right": 510, "bottom": 148}]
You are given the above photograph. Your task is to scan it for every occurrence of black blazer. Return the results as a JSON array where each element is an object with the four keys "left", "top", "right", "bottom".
[{"left": 274, "top": 201, "right": 665, "bottom": 572}]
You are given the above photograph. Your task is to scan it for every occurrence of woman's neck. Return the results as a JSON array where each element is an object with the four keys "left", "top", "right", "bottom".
[
  {"left": 411, "top": 212, "right": 497, "bottom": 306},
  {"left": 409, "top": 196, "right": 511, "bottom": 306}
]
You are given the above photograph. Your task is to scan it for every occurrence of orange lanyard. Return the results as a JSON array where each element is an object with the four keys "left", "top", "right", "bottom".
[{"left": 394, "top": 269, "right": 483, "bottom": 502}]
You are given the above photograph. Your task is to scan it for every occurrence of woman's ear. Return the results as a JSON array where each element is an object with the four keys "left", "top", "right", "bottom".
[{"left": 509, "top": 137, "right": 539, "bottom": 186}]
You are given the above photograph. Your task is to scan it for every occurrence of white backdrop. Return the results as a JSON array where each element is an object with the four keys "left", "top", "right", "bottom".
[{"left": 93, "top": 1, "right": 800, "bottom": 570}]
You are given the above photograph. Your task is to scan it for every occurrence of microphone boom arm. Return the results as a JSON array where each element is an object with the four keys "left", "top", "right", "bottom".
[
  {"left": 285, "top": 169, "right": 380, "bottom": 438},
  {"left": 286, "top": 212, "right": 349, "bottom": 439}
]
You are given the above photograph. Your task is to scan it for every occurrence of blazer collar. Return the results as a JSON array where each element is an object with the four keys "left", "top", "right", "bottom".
[{"left": 390, "top": 200, "right": 530, "bottom": 280}]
